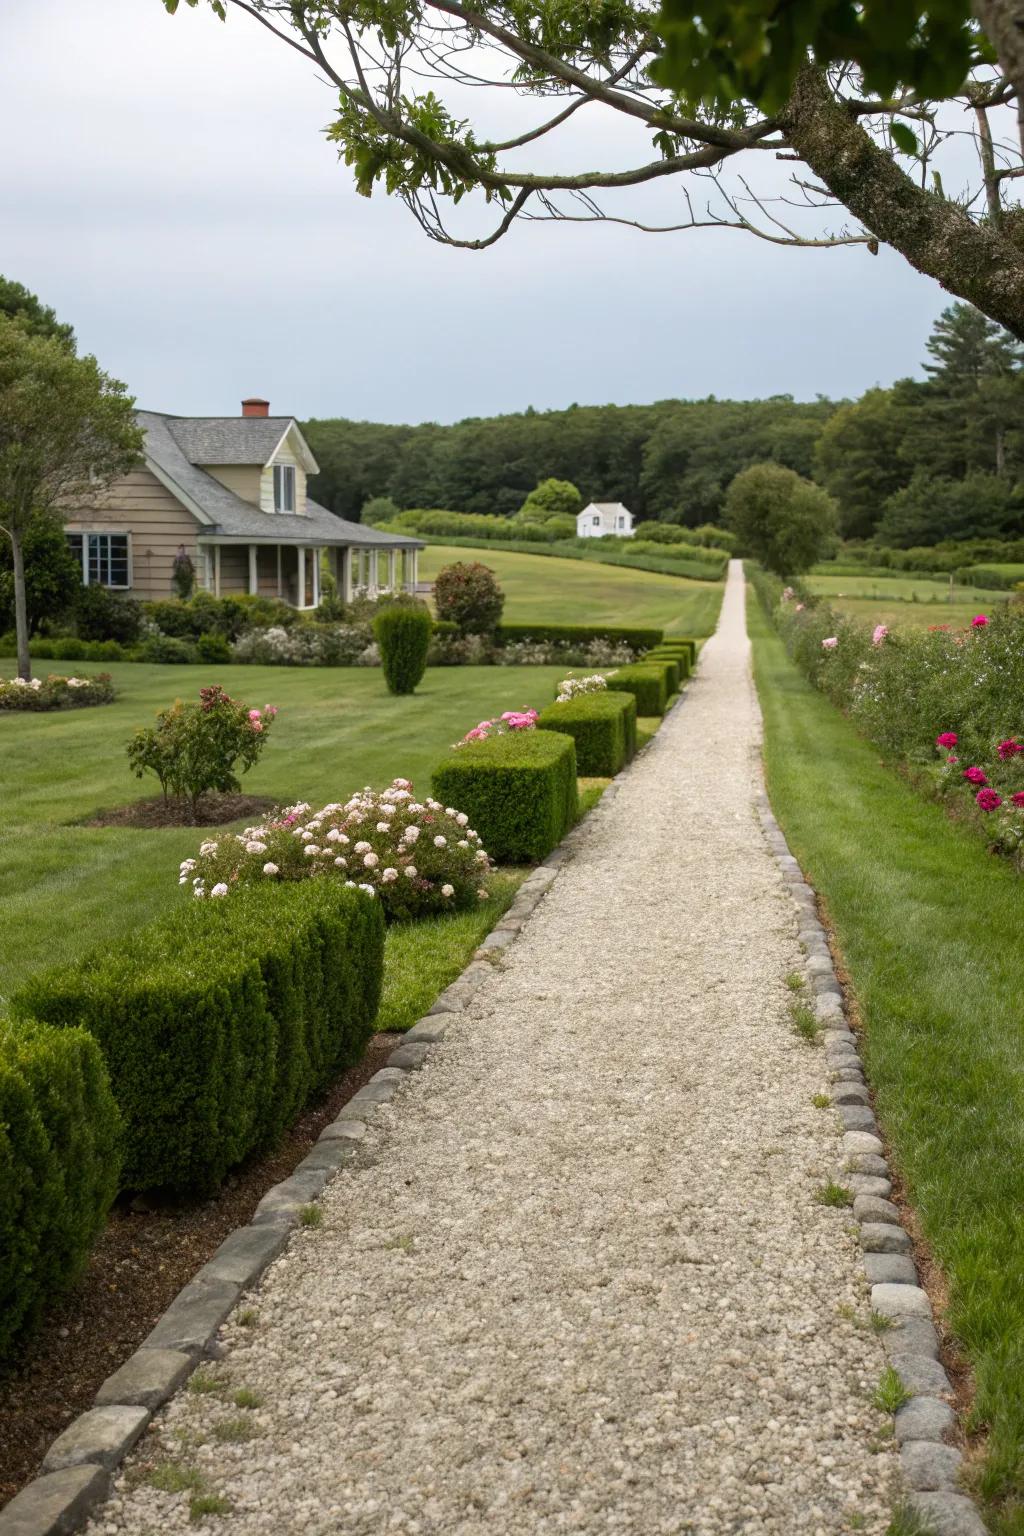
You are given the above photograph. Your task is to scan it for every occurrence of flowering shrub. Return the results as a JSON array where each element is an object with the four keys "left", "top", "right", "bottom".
[
  {"left": 0, "top": 672, "right": 115, "bottom": 710},
  {"left": 556, "top": 673, "right": 608, "bottom": 701},
  {"left": 933, "top": 729, "right": 1024, "bottom": 864},
  {"left": 433, "top": 562, "right": 505, "bottom": 634},
  {"left": 127, "top": 686, "right": 277, "bottom": 813},
  {"left": 232, "top": 623, "right": 375, "bottom": 666},
  {"left": 455, "top": 709, "right": 538, "bottom": 746},
  {"left": 181, "top": 779, "right": 492, "bottom": 919},
  {"left": 495, "top": 638, "right": 637, "bottom": 667}
]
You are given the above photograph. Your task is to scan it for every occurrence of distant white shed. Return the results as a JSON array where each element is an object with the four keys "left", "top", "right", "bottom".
[{"left": 576, "top": 502, "right": 635, "bottom": 538}]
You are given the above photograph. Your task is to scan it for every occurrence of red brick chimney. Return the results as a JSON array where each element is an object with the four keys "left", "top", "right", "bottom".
[{"left": 241, "top": 398, "right": 270, "bottom": 418}]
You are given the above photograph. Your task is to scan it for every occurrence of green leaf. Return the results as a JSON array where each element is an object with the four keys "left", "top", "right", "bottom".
[{"left": 890, "top": 122, "right": 920, "bottom": 157}]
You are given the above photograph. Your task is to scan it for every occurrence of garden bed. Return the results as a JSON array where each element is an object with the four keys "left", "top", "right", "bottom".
[
  {"left": 83, "top": 793, "right": 278, "bottom": 829},
  {"left": 0, "top": 1030, "right": 400, "bottom": 1507}
]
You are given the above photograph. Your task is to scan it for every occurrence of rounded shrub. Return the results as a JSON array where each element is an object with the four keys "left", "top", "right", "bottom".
[
  {"left": 373, "top": 602, "right": 432, "bottom": 694},
  {"left": 197, "top": 630, "right": 233, "bottom": 664},
  {"left": 433, "top": 562, "right": 505, "bottom": 634}
]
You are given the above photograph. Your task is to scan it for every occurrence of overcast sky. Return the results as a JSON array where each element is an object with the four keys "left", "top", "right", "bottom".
[{"left": 0, "top": 0, "right": 953, "bottom": 424}]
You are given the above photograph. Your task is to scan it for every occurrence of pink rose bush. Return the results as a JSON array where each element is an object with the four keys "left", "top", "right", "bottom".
[
  {"left": 455, "top": 708, "right": 538, "bottom": 747},
  {"left": 181, "top": 779, "right": 492, "bottom": 919},
  {"left": 934, "top": 727, "right": 1024, "bottom": 864},
  {"left": 0, "top": 672, "right": 115, "bottom": 711},
  {"left": 872, "top": 625, "right": 889, "bottom": 647}
]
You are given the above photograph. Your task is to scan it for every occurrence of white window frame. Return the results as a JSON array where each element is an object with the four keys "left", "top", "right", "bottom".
[
  {"left": 592, "top": 514, "right": 600, "bottom": 527},
  {"left": 66, "top": 531, "right": 132, "bottom": 590},
  {"left": 273, "top": 463, "right": 296, "bottom": 514}
]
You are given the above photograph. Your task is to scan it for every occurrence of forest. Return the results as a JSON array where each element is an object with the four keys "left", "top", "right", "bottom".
[{"left": 304, "top": 305, "right": 1024, "bottom": 547}]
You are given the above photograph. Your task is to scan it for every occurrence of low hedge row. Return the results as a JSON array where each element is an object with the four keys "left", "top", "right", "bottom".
[
  {"left": 650, "top": 637, "right": 697, "bottom": 667},
  {"left": 14, "top": 882, "right": 384, "bottom": 1195},
  {"left": 432, "top": 730, "right": 579, "bottom": 863},
  {"left": 0, "top": 1016, "right": 121, "bottom": 1362},
  {"left": 495, "top": 622, "right": 663, "bottom": 651},
  {"left": 605, "top": 664, "right": 669, "bottom": 717},
  {"left": 645, "top": 649, "right": 689, "bottom": 686},
  {"left": 536, "top": 691, "right": 636, "bottom": 776}
]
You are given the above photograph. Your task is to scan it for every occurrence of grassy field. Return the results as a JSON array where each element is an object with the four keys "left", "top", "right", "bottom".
[
  {"left": 0, "top": 661, "right": 567, "bottom": 1001},
  {"left": 749, "top": 594, "right": 1024, "bottom": 1536},
  {"left": 803, "top": 572, "right": 1009, "bottom": 631},
  {"left": 419, "top": 544, "right": 724, "bottom": 634}
]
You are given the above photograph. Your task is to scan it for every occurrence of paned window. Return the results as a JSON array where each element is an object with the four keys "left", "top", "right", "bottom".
[
  {"left": 273, "top": 464, "right": 296, "bottom": 513},
  {"left": 66, "top": 532, "right": 130, "bottom": 588}
]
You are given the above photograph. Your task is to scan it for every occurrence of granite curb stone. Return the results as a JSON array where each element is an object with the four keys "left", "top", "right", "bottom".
[{"left": 0, "top": 1466, "right": 110, "bottom": 1536}]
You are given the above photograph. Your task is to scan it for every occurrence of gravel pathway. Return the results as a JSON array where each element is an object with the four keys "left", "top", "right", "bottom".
[{"left": 92, "top": 561, "right": 898, "bottom": 1536}]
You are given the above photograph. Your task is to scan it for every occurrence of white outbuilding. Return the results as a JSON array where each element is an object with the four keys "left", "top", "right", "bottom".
[{"left": 576, "top": 501, "right": 635, "bottom": 538}]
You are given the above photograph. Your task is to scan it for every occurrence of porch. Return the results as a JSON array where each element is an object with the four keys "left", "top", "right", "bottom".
[{"left": 198, "top": 541, "right": 421, "bottom": 610}]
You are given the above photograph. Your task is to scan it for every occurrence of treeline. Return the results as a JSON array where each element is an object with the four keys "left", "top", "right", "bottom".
[{"left": 304, "top": 303, "right": 1024, "bottom": 548}]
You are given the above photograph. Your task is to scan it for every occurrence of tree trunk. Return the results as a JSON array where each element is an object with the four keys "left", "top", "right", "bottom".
[
  {"left": 782, "top": 68, "right": 1024, "bottom": 340},
  {"left": 10, "top": 527, "right": 31, "bottom": 682},
  {"left": 973, "top": 0, "right": 1024, "bottom": 156}
]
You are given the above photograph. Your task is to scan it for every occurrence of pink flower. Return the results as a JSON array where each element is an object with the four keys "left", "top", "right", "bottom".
[
  {"left": 821, "top": 636, "right": 838, "bottom": 651},
  {"left": 872, "top": 624, "right": 889, "bottom": 647},
  {"left": 1012, "top": 792, "right": 1024, "bottom": 808},
  {"left": 935, "top": 732, "right": 958, "bottom": 748},
  {"left": 250, "top": 720, "right": 263, "bottom": 732},
  {"left": 976, "top": 788, "right": 1002, "bottom": 812},
  {"left": 997, "top": 739, "right": 1022, "bottom": 760},
  {"left": 794, "top": 603, "right": 805, "bottom": 612},
  {"left": 963, "top": 766, "right": 987, "bottom": 785},
  {"left": 972, "top": 614, "right": 989, "bottom": 628},
  {"left": 248, "top": 708, "right": 261, "bottom": 720}
]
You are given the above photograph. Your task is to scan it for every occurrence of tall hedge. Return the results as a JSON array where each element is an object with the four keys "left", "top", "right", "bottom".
[
  {"left": 432, "top": 730, "right": 578, "bottom": 863},
  {"left": 606, "top": 664, "right": 669, "bottom": 717},
  {"left": 14, "top": 882, "right": 383, "bottom": 1194},
  {"left": 536, "top": 693, "right": 635, "bottom": 776},
  {"left": 0, "top": 1016, "right": 121, "bottom": 1362},
  {"left": 373, "top": 602, "right": 433, "bottom": 694}
]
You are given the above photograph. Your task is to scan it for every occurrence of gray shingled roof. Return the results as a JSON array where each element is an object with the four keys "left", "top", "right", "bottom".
[
  {"left": 137, "top": 411, "right": 422, "bottom": 549},
  {"left": 166, "top": 416, "right": 303, "bottom": 468}
]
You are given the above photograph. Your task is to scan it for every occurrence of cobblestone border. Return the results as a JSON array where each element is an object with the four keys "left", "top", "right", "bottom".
[
  {"left": 0, "top": 695, "right": 669, "bottom": 1536},
  {"left": 753, "top": 788, "right": 986, "bottom": 1536}
]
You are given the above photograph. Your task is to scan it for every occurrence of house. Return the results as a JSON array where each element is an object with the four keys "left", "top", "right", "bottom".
[
  {"left": 576, "top": 502, "right": 635, "bottom": 539},
  {"left": 65, "top": 399, "right": 423, "bottom": 608}
]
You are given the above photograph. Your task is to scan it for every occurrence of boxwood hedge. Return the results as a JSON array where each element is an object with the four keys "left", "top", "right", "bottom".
[
  {"left": 0, "top": 1015, "right": 121, "bottom": 1362},
  {"left": 14, "top": 882, "right": 383, "bottom": 1195},
  {"left": 605, "top": 665, "right": 669, "bottom": 717},
  {"left": 536, "top": 693, "right": 636, "bottom": 776},
  {"left": 645, "top": 649, "right": 689, "bottom": 686},
  {"left": 432, "top": 730, "right": 578, "bottom": 863}
]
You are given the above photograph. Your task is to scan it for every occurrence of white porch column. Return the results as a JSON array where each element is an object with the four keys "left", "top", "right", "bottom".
[
  {"left": 341, "top": 547, "right": 353, "bottom": 604},
  {"left": 387, "top": 550, "right": 397, "bottom": 592},
  {"left": 368, "top": 549, "right": 379, "bottom": 596},
  {"left": 276, "top": 546, "right": 283, "bottom": 598},
  {"left": 297, "top": 546, "right": 306, "bottom": 609},
  {"left": 214, "top": 545, "right": 222, "bottom": 598},
  {"left": 248, "top": 544, "right": 258, "bottom": 596},
  {"left": 312, "top": 548, "right": 321, "bottom": 608},
  {"left": 410, "top": 548, "right": 419, "bottom": 591}
]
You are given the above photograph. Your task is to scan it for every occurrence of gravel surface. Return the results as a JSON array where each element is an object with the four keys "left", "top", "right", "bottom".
[{"left": 90, "top": 562, "right": 898, "bottom": 1535}]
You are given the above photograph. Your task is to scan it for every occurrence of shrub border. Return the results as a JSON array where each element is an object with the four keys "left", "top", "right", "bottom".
[
  {"left": 752, "top": 790, "right": 985, "bottom": 1535},
  {"left": 0, "top": 687, "right": 692, "bottom": 1536}
]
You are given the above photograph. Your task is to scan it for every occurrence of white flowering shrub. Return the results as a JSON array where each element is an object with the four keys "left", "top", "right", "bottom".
[
  {"left": 232, "top": 624, "right": 375, "bottom": 667},
  {"left": 0, "top": 673, "right": 115, "bottom": 711},
  {"left": 556, "top": 673, "right": 609, "bottom": 702},
  {"left": 494, "top": 639, "right": 636, "bottom": 667},
  {"left": 181, "top": 779, "right": 492, "bottom": 920}
]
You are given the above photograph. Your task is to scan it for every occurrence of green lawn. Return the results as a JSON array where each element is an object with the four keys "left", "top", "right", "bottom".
[
  {"left": 0, "top": 662, "right": 566, "bottom": 1001},
  {"left": 749, "top": 594, "right": 1024, "bottom": 1536},
  {"left": 419, "top": 544, "right": 724, "bottom": 634}
]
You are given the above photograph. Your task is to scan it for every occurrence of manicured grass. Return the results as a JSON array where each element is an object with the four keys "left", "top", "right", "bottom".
[
  {"left": 748, "top": 594, "right": 1024, "bottom": 1536},
  {"left": 0, "top": 661, "right": 565, "bottom": 998},
  {"left": 806, "top": 573, "right": 1001, "bottom": 604},
  {"left": 419, "top": 545, "right": 724, "bottom": 634}
]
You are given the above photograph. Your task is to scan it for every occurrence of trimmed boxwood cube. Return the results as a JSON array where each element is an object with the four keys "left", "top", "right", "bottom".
[
  {"left": 535, "top": 691, "right": 636, "bottom": 776},
  {"left": 14, "top": 882, "right": 384, "bottom": 1195},
  {"left": 432, "top": 730, "right": 578, "bottom": 863},
  {"left": 0, "top": 1015, "right": 121, "bottom": 1362},
  {"left": 646, "top": 649, "right": 690, "bottom": 684},
  {"left": 606, "top": 664, "right": 668, "bottom": 718},
  {"left": 639, "top": 653, "right": 681, "bottom": 691}
]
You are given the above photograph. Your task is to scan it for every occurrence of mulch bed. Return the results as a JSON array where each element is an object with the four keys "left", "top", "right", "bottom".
[
  {"left": 0, "top": 1031, "right": 401, "bottom": 1507},
  {"left": 82, "top": 793, "right": 278, "bottom": 829}
]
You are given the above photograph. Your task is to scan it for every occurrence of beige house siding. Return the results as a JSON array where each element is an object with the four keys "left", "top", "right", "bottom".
[
  {"left": 217, "top": 545, "right": 249, "bottom": 595},
  {"left": 66, "top": 467, "right": 200, "bottom": 600},
  {"left": 204, "top": 464, "right": 261, "bottom": 506},
  {"left": 259, "top": 428, "right": 308, "bottom": 516}
]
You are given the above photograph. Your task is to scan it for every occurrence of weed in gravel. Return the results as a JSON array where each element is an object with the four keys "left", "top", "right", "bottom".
[
  {"left": 816, "top": 1180, "right": 853, "bottom": 1208},
  {"left": 145, "top": 1461, "right": 206, "bottom": 1494},
  {"left": 384, "top": 1233, "right": 416, "bottom": 1252},
  {"left": 236, "top": 1307, "right": 258, "bottom": 1327},
  {"left": 812, "top": 1093, "right": 832, "bottom": 1108},
  {"left": 189, "top": 1493, "right": 232, "bottom": 1522},
  {"left": 837, "top": 1302, "right": 858, "bottom": 1324},
  {"left": 873, "top": 1366, "right": 912, "bottom": 1414},
  {"left": 232, "top": 1387, "right": 263, "bottom": 1410},
  {"left": 786, "top": 972, "right": 806, "bottom": 992},
  {"left": 790, "top": 1001, "right": 822, "bottom": 1043},
  {"left": 187, "top": 1369, "right": 221, "bottom": 1396},
  {"left": 885, "top": 1503, "right": 934, "bottom": 1536},
  {"left": 299, "top": 1204, "right": 323, "bottom": 1228},
  {"left": 211, "top": 1416, "right": 261, "bottom": 1444}
]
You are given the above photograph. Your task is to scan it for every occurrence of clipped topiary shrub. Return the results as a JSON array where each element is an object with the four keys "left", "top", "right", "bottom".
[
  {"left": 645, "top": 648, "right": 690, "bottom": 684},
  {"left": 0, "top": 1015, "right": 121, "bottom": 1362},
  {"left": 638, "top": 653, "right": 681, "bottom": 691},
  {"left": 536, "top": 692, "right": 635, "bottom": 776},
  {"left": 373, "top": 601, "right": 432, "bottom": 694},
  {"left": 14, "top": 881, "right": 383, "bottom": 1194},
  {"left": 432, "top": 730, "right": 578, "bottom": 863},
  {"left": 606, "top": 665, "right": 669, "bottom": 717}
]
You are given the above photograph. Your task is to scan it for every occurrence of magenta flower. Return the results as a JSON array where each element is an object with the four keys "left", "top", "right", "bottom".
[
  {"left": 935, "top": 732, "right": 958, "bottom": 748},
  {"left": 997, "top": 738, "right": 1022, "bottom": 760},
  {"left": 963, "top": 766, "right": 987, "bottom": 785},
  {"left": 971, "top": 614, "right": 989, "bottom": 628},
  {"left": 976, "top": 789, "right": 1002, "bottom": 812},
  {"left": 1013, "top": 793, "right": 1024, "bottom": 808}
]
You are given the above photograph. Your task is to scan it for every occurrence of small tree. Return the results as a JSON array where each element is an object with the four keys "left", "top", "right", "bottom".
[
  {"left": 127, "top": 686, "right": 277, "bottom": 816},
  {"left": 433, "top": 562, "right": 505, "bottom": 634},
  {"left": 0, "top": 511, "right": 80, "bottom": 636},
  {"left": 0, "top": 313, "right": 142, "bottom": 680},
  {"left": 373, "top": 602, "right": 433, "bottom": 694},
  {"left": 518, "top": 478, "right": 582, "bottom": 522},
  {"left": 724, "top": 464, "right": 837, "bottom": 577}
]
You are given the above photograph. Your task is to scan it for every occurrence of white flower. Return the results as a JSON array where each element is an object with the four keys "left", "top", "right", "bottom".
[
  {"left": 354, "top": 840, "right": 371, "bottom": 854},
  {"left": 403, "top": 825, "right": 421, "bottom": 843},
  {"left": 304, "top": 845, "right": 321, "bottom": 857},
  {"left": 325, "top": 828, "right": 342, "bottom": 843},
  {"left": 211, "top": 883, "right": 228, "bottom": 898},
  {"left": 263, "top": 862, "right": 279, "bottom": 876},
  {"left": 475, "top": 849, "right": 489, "bottom": 863},
  {"left": 393, "top": 778, "right": 412, "bottom": 790},
  {"left": 344, "top": 880, "right": 357, "bottom": 888},
  {"left": 363, "top": 851, "right": 379, "bottom": 868},
  {"left": 376, "top": 822, "right": 391, "bottom": 833},
  {"left": 301, "top": 830, "right": 314, "bottom": 842},
  {"left": 404, "top": 865, "right": 418, "bottom": 878},
  {"left": 457, "top": 840, "right": 469, "bottom": 849},
  {"left": 477, "top": 888, "right": 488, "bottom": 900},
  {"left": 408, "top": 802, "right": 424, "bottom": 814},
  {"left": 456, "top": 812, "right": 468, "bottom": 827},
  {"left": 192, "top": 876, "right": 203, "bottom": 886},
  {"left": 433, "top": 835, "right": 447, "bottom": 848},
  {"left": 444, "top": 806, "right": 456, "bottom": 817},
  {"left": 192, "top": 886, "right": 205, "bottom": 899},
  {"left": 334, "top": 856, "right": 347, "bottom": 867},
  {"left": 382, "top": 867, "right": 398, "bottom": 883},
  {"left": 358, "top": 883, "right": 376, "bottom": 897},
  {"left": 179, "top": 858, "right": 197, "bottom": 872},
  {"left": 245, "top": 840, "right": 268, "bottom": 855},
  {"left": 199, "top": 841, "right": 218, "bottom": 857},
  {"left": 380, "top": 803, "right": 397, "bottom": 815},
  {"left": 427, "top": 799, "right": 442, "bottom": 811},
  {"left": 441, "top": 884, "right": 454, "bottom": 897}
]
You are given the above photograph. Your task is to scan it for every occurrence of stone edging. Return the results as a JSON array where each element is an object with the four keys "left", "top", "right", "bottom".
[
  {"left": 753, "top": 789, "right": 986, "bottom": 1536},
  {"left": 0, "top": 693, "right": 670, "bottom": 1536}
]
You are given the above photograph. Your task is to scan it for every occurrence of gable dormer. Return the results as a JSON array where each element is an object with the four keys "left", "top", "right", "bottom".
[
  {"left": 258, "top": 418, "right": 319, "bottom": 517},
  {"left": 172, "top": 401, "right": 319, "bottom": 515}
]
